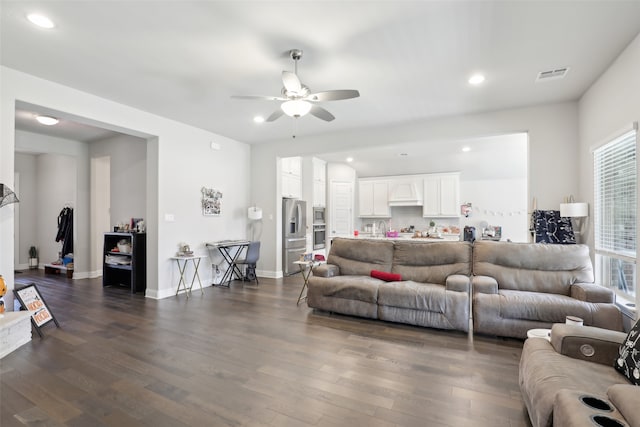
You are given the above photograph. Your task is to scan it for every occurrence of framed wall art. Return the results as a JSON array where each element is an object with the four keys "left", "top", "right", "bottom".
[{"left": 201, "top": 187, "right": 222, "bottom": 216}]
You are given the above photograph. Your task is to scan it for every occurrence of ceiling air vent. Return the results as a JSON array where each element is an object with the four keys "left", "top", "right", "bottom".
[{"left": 535, "top": 67, "right": 569, "bottom": 82}]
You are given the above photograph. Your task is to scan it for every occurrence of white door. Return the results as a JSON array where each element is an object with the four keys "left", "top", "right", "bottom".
[
  {"left": 90, "top": 156, "right": 111, "bottom": 278},
  {"left": 331, "top": 181, "right": 353, "bottom": 236}
]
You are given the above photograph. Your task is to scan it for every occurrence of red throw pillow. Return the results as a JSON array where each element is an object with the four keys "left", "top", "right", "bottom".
[{"left": 371, "top": 270, "right": 402, "bottom": 282}]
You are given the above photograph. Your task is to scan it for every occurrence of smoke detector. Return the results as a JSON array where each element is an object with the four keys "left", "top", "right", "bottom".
[{"left": 535, "top": 67, "right": 569, "bottom": 82}]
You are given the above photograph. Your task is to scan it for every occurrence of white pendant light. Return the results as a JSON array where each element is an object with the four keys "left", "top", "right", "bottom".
[{"left": 281, "top": 100, "right": 312, "bottom": 117}]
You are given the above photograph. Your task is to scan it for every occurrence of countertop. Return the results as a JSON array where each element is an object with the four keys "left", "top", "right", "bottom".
[{"left": 337, "top": 233, "right": 461, "bottom": 242}]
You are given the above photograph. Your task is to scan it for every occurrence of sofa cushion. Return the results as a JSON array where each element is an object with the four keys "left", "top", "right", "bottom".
[
  {"left": 371, "top": 270, "right": 402, "bottom": 282},
  {"left": 327, "top": 238, "right": 394, "bottom": 276},
  {"left": 391, "top": 241, "right": 471, "bottom": 284},
  {"left": 307, "top": 275, "right": 382, "bottom": 304},
  {"left": 378, "top": 281, "right": 445, "bottom": 312},
  {"left": 473, "top": 241, "right": 594, "bottom": 294},
  {"left": 615, "top": 318, "right": 640, "bottom": 385},
  {"left": 498, "top": 290, "right": 604, "bottom": 324}
]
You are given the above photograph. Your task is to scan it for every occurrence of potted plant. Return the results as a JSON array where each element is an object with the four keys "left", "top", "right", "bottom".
[{"left": 28, "top": 246, "right": 38, "bottom": 269}]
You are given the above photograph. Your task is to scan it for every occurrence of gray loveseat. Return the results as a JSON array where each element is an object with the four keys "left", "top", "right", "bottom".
[
  {"left": 472, "top": 241, "right": 623, "bottom": 338},
  {"left": 520, "top": 324, "right": 638, "bottom": 427},
  {"left": 307, "top": 238, "right": 472, "bottom": 332}
]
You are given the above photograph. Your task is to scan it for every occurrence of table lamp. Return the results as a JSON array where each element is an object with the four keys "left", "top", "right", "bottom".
[{"left": 560, "top": 201, "right": 588, "bottom": 242}]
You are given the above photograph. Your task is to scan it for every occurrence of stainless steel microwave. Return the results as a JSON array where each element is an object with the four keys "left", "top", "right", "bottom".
[{"left": 313, "top": 207, "right": 325, "bottom": 224}]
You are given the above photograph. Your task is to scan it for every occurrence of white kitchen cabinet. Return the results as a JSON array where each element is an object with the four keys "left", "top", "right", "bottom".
[
  {"left": 358, "top": 180, "right": 390, "bottom": 217},
  {"left": 423, "top": 173, "right": 460, "bottom": 217},
  {"left": 281, "top": 156, "right": 302, "bottom": 198},
  {"left": 312, "top": 158, "right": 326, "bottom": 207},
  {"left": 282, "top": 156, "right": 302, "bottom": 177}
]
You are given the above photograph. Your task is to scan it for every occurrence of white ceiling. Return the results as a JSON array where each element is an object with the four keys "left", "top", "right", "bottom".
[{"left": 3, "top": 1, "right": 640, "bottom": 145}]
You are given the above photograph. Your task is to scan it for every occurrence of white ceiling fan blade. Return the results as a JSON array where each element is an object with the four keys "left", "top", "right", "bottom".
[
  {"left": 306, "top": 89, "right": 360, "bottom": 102},
  {"left": 266, "top": 110, "right": 284, "bottom": 122},
  {"left": 231, "top": 95, "right": 286, "bottom": 101},
  {"left": 309, "top": 105, "right": 335, "bottom": 122},
  {"left": 282, "top": 71, "right": 302, "bottom": 93}
]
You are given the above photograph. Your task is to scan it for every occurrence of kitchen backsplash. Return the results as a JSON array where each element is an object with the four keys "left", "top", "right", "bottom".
[{"left": 357, "top": 206, "right": 460, "bottom": 233}]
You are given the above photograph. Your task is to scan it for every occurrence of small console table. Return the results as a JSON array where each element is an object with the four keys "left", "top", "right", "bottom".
[
  {"left": 294, "top": 260, "right": 319, "bottom": 306},
  {"left": 171, "top": 255, "right": 206, "bottom": 298}
]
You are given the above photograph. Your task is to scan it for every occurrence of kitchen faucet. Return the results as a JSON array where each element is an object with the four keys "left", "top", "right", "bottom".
[{"left": 377, "top": 220, "right": 388, "bottom": 237}]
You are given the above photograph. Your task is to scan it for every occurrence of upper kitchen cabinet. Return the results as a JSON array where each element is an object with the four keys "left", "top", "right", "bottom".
[
  {"left": 281, "top": 156, "right": 302, "bottom": 199},
  {"left": 312, "top": 158, "right": 326, "bottom": 207},
  {"left": 359, "top": 179, "right": 390, "bottom": 217},
  {"left": 423, "top": 173, "right": 460, "bottom": 217}
]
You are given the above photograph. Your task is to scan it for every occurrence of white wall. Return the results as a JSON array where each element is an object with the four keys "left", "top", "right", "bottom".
[
  {"left": 251, "top": 102, "right": 579, "bottom": 275},
  {"left": 14, "top": 153, "right": 37, "bottom": 267},
  {"left": 36, "top": 154, "right": 77, "bottom": 263},
  {"left": 89, "top": 134, "right": 147, "bottom": 228},
  {"left": 459, "top": 178, "right": 529, "bottom": 242},
  {"left": 578, "top": 33, "right": 640, "bottom": 317},
  {"left": 1, "top": 66, "right": 250, "bottom": 307},
  {"left": 578, "top": 32, "right": 640, "bottom": 249}
]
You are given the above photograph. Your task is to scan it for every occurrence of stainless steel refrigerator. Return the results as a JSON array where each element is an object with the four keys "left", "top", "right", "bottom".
[{"left": 282, "top": 198, "right": 307, "bottom": 275}]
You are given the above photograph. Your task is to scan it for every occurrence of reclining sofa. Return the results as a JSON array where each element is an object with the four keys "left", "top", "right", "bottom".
[
  {"left": 307, "top": 238, "right": 472, "bottom": 332},
  {"left": 472, "top": 241, "right": 623, "bottom": 338},
  {"left": 307, "top": 238, "right": 622, "bottom": 339},
  {"left": 520, "top": 323, "right": 638, "bottom": 427}
]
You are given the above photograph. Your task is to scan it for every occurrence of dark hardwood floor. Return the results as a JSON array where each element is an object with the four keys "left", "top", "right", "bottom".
[{"left": 2, "top": 270, "right": 530, "bottom": 426}]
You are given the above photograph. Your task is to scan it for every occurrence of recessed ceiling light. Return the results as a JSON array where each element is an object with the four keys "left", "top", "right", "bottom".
[
  {"left": 253, "top": 116, "right": 265, "bottom": 123},
  {"left": 399, "top": 153, "right": 409, "bottom": 157},
  {"left": 346, "top": 157, "right": 354, "bottom": 163},
  {"left": 27, "top": 13, "right": 55, "bottom": 29},
  {"left": 468, "top": 74, "right": 485, "bottom": 85},
  {"left": 462, "top": 146, "right": 471, "bottom": 152},
  {"left": 36, "top": 115, "right": 59, "bottom": 126}
]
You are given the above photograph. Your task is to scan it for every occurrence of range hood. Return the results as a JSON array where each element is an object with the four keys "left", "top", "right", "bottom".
[{"left": 388, "top": 181, "right": 423, "bottom": 206}]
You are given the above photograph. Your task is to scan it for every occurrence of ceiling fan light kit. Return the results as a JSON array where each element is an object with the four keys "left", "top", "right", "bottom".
[
  {"left": 233, "top": 48, "right": 359, "bottom": 124},
  {"left": 281, "top": 100, "right": 312, "bottom": 117}
]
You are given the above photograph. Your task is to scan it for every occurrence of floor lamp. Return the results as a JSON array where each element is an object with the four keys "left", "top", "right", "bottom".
[{"left": 560, "top": 202, "right": 589, "bottom": 243}]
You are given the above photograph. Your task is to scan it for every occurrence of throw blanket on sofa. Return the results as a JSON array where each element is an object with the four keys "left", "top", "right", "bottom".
[{"left": 532, "top": 210, "right": 575, "bottom": 244}]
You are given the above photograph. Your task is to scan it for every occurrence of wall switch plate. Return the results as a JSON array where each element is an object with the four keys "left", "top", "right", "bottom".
[{"left": 164, "top": 213, "right": 175, "bottom": 222}]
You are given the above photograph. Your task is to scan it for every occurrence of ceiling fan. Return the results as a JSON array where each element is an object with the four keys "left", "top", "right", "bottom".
[{"left": 232, "top": 49, "right": 360, "bottom": 122}]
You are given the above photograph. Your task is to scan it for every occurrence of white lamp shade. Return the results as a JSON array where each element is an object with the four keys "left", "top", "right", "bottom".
[
  {"left": 560, "top": 202, "right": 588, "bottom": 217},
  {"left": 248, "top": 207, "right": 263, "bottom": 220},
  {"left": 281, "top": 100, "right": 312, "bottom": 117}
]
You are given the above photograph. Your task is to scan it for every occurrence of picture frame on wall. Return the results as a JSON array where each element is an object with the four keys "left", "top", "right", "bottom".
[{"left": 201, "top": 187, "right": 222, "bottom": 216}]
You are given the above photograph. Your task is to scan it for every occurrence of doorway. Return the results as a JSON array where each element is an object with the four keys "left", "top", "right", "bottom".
[{"left": 330, "top": 181, "right": 354, "bottom": 236}]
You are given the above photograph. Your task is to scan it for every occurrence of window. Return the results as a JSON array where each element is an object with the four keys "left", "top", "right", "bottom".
[{"left": 593, "top": 126, "right": 637, "bottom": 313}]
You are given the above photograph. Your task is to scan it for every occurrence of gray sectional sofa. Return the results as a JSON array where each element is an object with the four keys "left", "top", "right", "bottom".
[
  {"left": 307, "top": 238, "right": 623, "bottom": 338},
  {"left": 307, "top": 238, "right": 472, "bottom": 332}
]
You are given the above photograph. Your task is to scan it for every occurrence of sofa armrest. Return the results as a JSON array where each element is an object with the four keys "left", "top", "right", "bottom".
[
  {"left": 570, "top": 282, "right": 615, "bottom": 303},
  {"left": 471, "top": 275, "right": 498, "bottom": 294},
  {"left": 312, "top": 264, "right": 340, "bottom": 278},
  {"left": 550, "top": 324, "right": 626, "bottom": 366},
  {"left": 608, "top": 384, "right": 640, "bottom": 427},
  {"left": 445, "top": 274, "right": 470, "bottom": 293}
]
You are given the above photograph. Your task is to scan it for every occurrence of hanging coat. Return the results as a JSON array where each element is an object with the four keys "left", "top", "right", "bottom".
[{"left": 56, "top": 207, "right": 74, "bottom": 256}]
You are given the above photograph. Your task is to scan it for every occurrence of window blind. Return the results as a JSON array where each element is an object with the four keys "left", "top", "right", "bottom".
[{"left": 594, "top": 129, "right": 637, "bottom": 259}]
